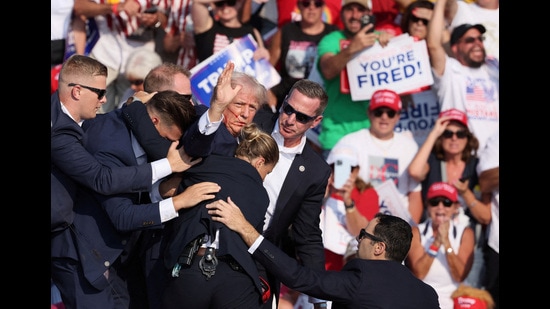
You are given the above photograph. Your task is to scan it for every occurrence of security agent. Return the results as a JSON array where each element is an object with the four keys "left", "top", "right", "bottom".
[{"left": 206, "top": 200, "right": 441, "bottom": 309}]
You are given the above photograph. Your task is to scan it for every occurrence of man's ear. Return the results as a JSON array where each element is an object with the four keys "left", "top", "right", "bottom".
[{"left": 374, "top": 241, "right": 386, "bottom": 256}]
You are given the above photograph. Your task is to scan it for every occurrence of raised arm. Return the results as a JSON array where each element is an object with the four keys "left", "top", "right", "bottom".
[{"left": 426, "top": 0, "right": 448, "bottom": 77}]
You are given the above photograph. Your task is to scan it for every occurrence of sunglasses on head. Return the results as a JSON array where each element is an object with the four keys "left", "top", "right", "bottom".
[
  {"left": 428, "top": 197, "right": 454, "bottom": 207},
  {"left": 410, "top": 15, "right": 428, "bottom": 26},
  {"left": 282, "top": 100, "right": 317, "bottom": 124},
  {"left": 356, "top": 228, "right": 384, "bottom": 243},
  {"left": 372, "top": 108, "right": 397, "bottom": 118},
  {"left": 461, "top": 35, "right": 485, "bottom": 44},
  {"left": 299, "top": 0, "right": 324, "bottom": 8},
  {"left": 68, "top": 83, "right": 107, "bottom": 100},
  {"left": 214, "top": 0, "right": 237, "bottom": 7},
  {"left": 442, "top": 129, "right": 467, "bottom": 139}
]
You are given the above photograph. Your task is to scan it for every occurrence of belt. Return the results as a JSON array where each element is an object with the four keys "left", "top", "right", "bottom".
[{"left": 197, "top": 247, "right": 217, "bottom": 256}]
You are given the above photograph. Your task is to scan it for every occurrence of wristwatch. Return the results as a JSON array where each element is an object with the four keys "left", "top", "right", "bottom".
[{"left": 446, "top": 247, "right": 454, "bottom": 254}]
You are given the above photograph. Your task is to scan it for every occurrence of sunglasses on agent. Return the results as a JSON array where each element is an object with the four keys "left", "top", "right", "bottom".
[
  {"left": 68, "top": 83, "right": 107, "bottom": 100},
  {"left": 282, "top": 100, "right": 317, "bottom": 124},
  {"left": 356, "top": 228, "right": 384, "bottom": 243}
]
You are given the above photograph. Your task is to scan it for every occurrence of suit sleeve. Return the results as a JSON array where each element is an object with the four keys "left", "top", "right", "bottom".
[
  {"left": 253, "top": 238, "right": 361, "bottom": 303},
  {"left": 51, "top": 125, "right": 153, "bottom": 194},
  {"left": 122, "top": 101, "right": 171, "bottom": 161}
]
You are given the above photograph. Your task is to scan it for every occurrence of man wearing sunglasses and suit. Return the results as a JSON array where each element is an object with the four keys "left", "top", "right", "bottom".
[
  {"left": 204, "top": 199, "right": 441, "bottom": 308},
  {"left": 327, "top": 89, "right": 424, "bottom": 225}
]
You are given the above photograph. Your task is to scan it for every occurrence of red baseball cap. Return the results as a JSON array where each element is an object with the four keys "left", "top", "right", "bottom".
[
  {"left": 439, "top": 108, "right": 468, "bottom": 127},
  {"left": 453, "top": 296, "right": 488, "bottom": 309},
  {"left": 369, "top": 89, "right": 402, "bottom": 111},
  {"left": 426, "top": 182, "right": 458, "bottom": 202}
]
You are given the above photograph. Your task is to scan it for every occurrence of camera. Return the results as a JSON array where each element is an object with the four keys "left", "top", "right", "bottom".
[{"left": 361, "top": 14, "right": 376, "bottom": 33}]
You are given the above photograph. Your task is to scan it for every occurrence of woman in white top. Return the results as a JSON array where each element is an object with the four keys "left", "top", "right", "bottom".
[{"left": 406, "top": 182, "right": 474, "bottom": 309}]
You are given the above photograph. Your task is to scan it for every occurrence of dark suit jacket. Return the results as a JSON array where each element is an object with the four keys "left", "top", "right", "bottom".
[
  {"left": 122, "top": 100, "right": 209, "bottom": 161},
  {"left": 253, "top": 108, "right": 331, "bottom": 297},
  {"left": 164, "top": 154, "right": 269, "bottom": 294},
  {"left": 50, "top": 92, "right": 152, "bottom": 232},
  {"left": 51, "top": 108, "right": 165, "bottom": 290},
  {"left": 253, "top": 239, "right": 441, "bottom": 309}
]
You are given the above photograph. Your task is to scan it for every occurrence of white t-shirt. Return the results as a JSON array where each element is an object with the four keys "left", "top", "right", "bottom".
[
  {"left": 328, "top": 129, "right": 421, "bottom": 212},
  {"left": 476, "top": 130, "right": 499, "bottom": 254},
  {"left": 433, "top": 55, "right": 499, "bottom": 150}
]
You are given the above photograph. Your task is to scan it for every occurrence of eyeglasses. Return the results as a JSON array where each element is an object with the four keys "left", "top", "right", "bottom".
[
  {"left": 68, "top": 83, "right": 106, "bottom": 100},
  {"left": 410, "top": 15, "right": 428, "bottom": 26},
  {"left": 213, "top": 0, "right": 237, "bottom": 7},
  {"left": 461, "top": 35, "right": 485, "bottom": 44},
  {"left": 128, "top": 79, "right": 144, "bottom": 86},
  {"left": 356, "top": 228, "right": 384, "bottom": 243},
  {"left": 442, "top": 130, "right": 467, "bottom": 139},
  {"left": 299, "top": 0, "right": 324, "bottom": 8},
  {"left": 282, "top": 100, "right": 317, "bottom": 124},
  {"left": 428, "top": 197, "right": 454, "bottom": 207},
  {"left": 372, "top": 108, "right": 397, "bottom": 118}
]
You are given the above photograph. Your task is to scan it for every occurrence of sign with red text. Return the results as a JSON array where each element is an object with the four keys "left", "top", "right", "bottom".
[{"left": 346, "top": 34, "right": 433, "bottom": 101}]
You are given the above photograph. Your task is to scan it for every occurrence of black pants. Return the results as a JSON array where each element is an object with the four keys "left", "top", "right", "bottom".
[
  {"left": 161, "top": 255, "right": 262, "bottom": 309},
  {"left": 51, "top": 39, "right": 66, "bottom": 66}
]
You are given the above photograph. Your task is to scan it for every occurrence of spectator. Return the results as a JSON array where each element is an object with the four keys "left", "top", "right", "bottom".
[
  {"left": 52, "top": 90, "right": 214, "bottom": 309},
  {"left": 427, "top": 0, "right": 499, "bottom": 151},
  {"left": 446, "top": 0, "right": 499, "bottom": 60},
  {"left": 263, "top": 0, "right": 339, "bottom": 114},
  {"left": 406, "top": 182, "right": 475, "bottom": 309},
  {"left": 51, "top": 0, "right": 76, "bottom": 66},
  {"left": 327, "top": 89, "right": 424, "bottom": 225},
  {"left": 73, "top": 0, "right": 155, "bottom": 113},
  {"left": 161, "top": 122, "right": 279, "bottom": 308},
  {"left": 118, "top": 47, "right": 163, "bottom": 108},
  {"left": 473, "top": 129, "right": 499, "bottom": 308},
  {"left": 191, "top": 0, "right": 269, "bottom": 63},
  {"left": 451, "top": 284, "right": 495, "bottom": 309},
  {"left": 162, "top": 0, "right": 198, "bottom": 68},
  {"left": 407, "top": 108, "right": 485, "bottom": 288},
  {"left": 315, "top": 0, "right": 392, "bottom": 156},
  {"left": 207, "top": 202, "right": 441, "bottom": 309}
]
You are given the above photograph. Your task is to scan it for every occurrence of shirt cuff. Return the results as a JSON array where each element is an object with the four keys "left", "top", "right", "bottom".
[
  {"left": 159, "top": 197, "right": 178, "bottom": 223},
  {"left": 150, "top": 158, "right": 171, "bottom": 184},
  {"left": 198, "top": 110, "right": 223, "bottom": 135},
  {"left": 248, "top": 234, "right": 264, "bottom": 254}
]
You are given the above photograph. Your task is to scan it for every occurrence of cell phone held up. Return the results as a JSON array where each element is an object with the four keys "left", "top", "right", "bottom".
[
  {"left": 333, "top": 158, "right": 352, "bottom": 190},
  {"left": 361, "top": 14, "right": 376, "bottom": 33}
]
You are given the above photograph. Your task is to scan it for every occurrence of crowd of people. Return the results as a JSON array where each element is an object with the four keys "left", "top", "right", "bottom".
[{"left": 51, "top": 0, "right": 498, "bottom": 308}]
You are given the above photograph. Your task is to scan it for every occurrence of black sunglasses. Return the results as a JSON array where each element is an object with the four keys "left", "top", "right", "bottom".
[
  {"left": 214, "top": 0, "right": 237, "bottom": 7},
  {"left": 372, "top": 108, "right": 397, "bottom": 118},
  {"left": 282, "top": 100, "right": 317, "bottom": 124},
  {"left": 461, "top": 35, "right": 485, "bottom": 44},
  {"left": 128, "top": 79, "right": 144, "bottom": 86},
  {"left": 300, "top": 0, "right": 324, "bottom": 8},
  {"left": 356, "top": 228, "right": 384, "bottom": 243},
  {"left": 428, "top": 197, "right": 454, "bottom": 207},
  {"left": 68, "top": 83, "right": 106, "bottom": 100},
  {"left": 442, "top": 130, "right": 467, "bottom": 139},
  {"left": 410, "top": 15, "right": 428, "bottom": 26}
]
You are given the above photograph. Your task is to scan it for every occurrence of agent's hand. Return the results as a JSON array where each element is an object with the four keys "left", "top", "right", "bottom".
[
  {"left": 167, "top": 143, "right": 202, "bottom": 173},
  {"left": 173, "top": 182, "right": 221, "bottom": 211}
]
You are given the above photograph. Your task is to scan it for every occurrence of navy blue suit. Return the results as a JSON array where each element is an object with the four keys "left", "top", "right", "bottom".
[
  {"left": 162, "top": 155, "right": 268, "bottom": 308},
  {"left": 252, "top": 239, "right": 441, "bottom": 309},
  {"left": 51, "top": 107, "right": 166, "bottom": 309},
  {"left": 253, "top": 108, "right": 331, "bottom": 306},
  {"left": 51, "top": 92, "right": 153, "bottom": 232}
]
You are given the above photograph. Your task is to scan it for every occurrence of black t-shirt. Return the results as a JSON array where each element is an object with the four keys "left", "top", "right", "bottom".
[{"left": 195, "top": 21, "right": 260, "bottom": 62}]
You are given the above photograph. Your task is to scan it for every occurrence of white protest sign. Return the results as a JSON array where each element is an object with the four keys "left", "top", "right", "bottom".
[{"left": 346, "top": 34, "right": 434, "bottom": 101}]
